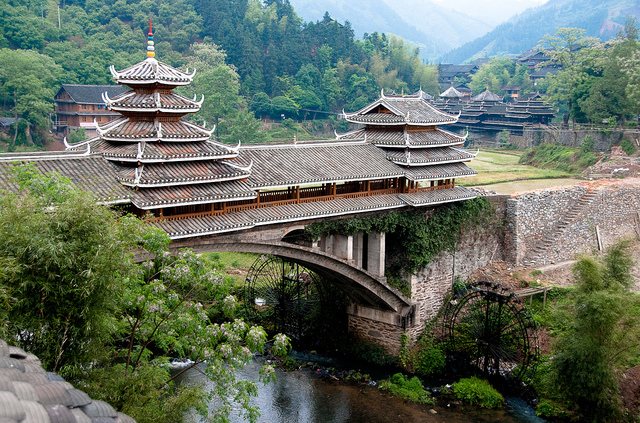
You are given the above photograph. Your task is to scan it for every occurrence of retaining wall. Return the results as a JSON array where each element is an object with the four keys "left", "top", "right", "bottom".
[
  {"left": 405, "top": 181, "right": 640, "bottom": 339},
  {"left": 406, "top": 196, "right": 508, "bottom": 340},
  {"left": 510, "top": 181, "right": 640, "bottom": 265}
]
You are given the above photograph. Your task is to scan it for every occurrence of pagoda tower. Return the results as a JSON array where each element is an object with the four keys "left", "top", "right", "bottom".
[
  {"left": 66, "top": 20, "right": 254, "bottom": 216},
  {"left": 338, "top": 90, "right": 476, "bottom": 191}
]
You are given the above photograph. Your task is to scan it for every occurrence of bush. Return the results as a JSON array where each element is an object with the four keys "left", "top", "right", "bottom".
[
  {"left": 620, "top": 139, "right": 637, "bottom": 156},
  {"left": 452, "top": 377, "right": 504, "bottom": 409},
  {"left": 379, "top": 373, "right": 434, "bottom": 405},
  {"left": 536, "top": 399, "right": 570, "bottom": 419},
  {"left": 413, "top": 345, "right": 446, "bottom": 377},
  {"left": 66, "top": 363, "right": 205, "bottom": 423},
  {"left": 67, "top": 128, "right": 86, "bottom": 144}
]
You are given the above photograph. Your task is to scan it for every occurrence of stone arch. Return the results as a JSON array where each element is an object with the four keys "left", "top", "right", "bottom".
[
  {"left": 281, "top": 227, "right": 312, "bottom": 247},
  {"left": 170, "top": 238, "right": 412, "bottom": 316}
]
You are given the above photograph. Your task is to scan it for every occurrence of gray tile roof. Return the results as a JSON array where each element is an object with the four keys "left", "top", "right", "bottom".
[
  {"left": 241, "top": 142, "right": 404, "bottom": 189},
  {"left": 0, "top": 154, "right": 131, "bottom": 204},
  {"left": 115, "top": 161, "right": 250, "bottom": 187},
  {"left": 154, "top": 186, "right": 477, "bottom": 239},
  {"left": 386, "top": 147, "right": 475, "bottom": 165},
  {"left": 86, "top": 139, "right": 236, "bottom": 163},
  {"left": 398, "top": 186, "right": 477, "bottom": 206},
  {"left": 107, "top": 91, "right": 200, "bottom": 113},
  {"left": 111, "top": 59, "right": 194, "bottom": 86},
  {"left": 98, "top": 119, "right": 210, "bottom": 141},
  {"left": 58, "top": 85, "right": 127, "bottom": 105},
  {"left": 132, "top": 180, "right": 256, "bottom": 209},
  {"left": 338, "top": 128, "right": 465, "bottom": 147},
  {"left": 344, "top": 93, "right": 458, "bottom": 126},
  {"left": 0, "top": 339, "right": 135, "bottom": 423},
  {"left": 0, "top": 118, "right": 17, "bottom": 127},
  {"left": 401, "top": 162, "right": 477, "bottom": 181},
  {"left": 472, "top": 90, "right": 502, "bottom": 102},
  {"left": 439, "top": 86, "right": 464, "bottom": 99}
]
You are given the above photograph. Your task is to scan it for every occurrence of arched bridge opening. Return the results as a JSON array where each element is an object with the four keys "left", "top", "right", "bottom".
[{"left": 170, "top": 233, "right": 415, "bottom": 352}]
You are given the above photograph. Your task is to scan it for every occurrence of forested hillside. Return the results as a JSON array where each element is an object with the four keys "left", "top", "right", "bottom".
[
  {"left": 442, "top": 0, "right": 640, "bottom": 63},
  {"left": 0, "top": 0, "right": 439, "bottom": 146},
  {"left": 288, "top": 0, "right": 492, "bottom": 60}
]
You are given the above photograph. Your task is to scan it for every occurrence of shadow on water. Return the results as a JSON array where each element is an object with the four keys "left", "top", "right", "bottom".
[{"left": 178, "top": 361, "right": 542, "bottom": 423}]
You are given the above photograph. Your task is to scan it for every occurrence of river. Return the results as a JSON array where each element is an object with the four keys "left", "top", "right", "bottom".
[{"left": 179, "top": 361, "right": 545, "bottom": 423}]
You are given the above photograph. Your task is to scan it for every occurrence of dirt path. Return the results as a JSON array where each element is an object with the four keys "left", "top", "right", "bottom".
[{"left": 474, "top": 178, "right": 582, "bottom": 195}]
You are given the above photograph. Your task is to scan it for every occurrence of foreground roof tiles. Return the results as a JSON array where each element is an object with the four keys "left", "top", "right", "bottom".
[{"left": 0, "top": 339, "right": 135, "bottom": 423}]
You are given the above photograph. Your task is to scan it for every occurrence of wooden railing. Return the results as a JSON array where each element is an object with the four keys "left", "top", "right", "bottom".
[{"left": 152, "top": 183, "right": 453, "bottom": 222}]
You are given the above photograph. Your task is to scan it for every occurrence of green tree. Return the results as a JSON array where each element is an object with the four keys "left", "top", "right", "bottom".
[
  {"left": 0, "top": 166, "right": 291, "bottom": 422},
  {"left": 551, "top": 241, "right": 640, "bottom": 421},
  {"left": 469, "top": 57, "right": 532, "bottom": 95},
  {"left": 0, "top": 165, "right": 134, "bottom": 370},
  {"left": 0, "top": 48, "right": 64, "bottom": 144},
  {"left": 538, "top": 28, "right": 603, "bottom": 125},
  {"left": 581, "top": 20, "right": 639, "bottom": 124}
]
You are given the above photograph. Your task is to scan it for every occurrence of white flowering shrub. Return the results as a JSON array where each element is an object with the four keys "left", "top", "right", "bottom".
[{"left": 115, "top": 228, "right": 290, "bottom": 422}]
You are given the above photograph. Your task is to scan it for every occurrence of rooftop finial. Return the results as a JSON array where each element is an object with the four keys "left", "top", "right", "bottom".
[{"left": 146, "top": 18, "right": 155, "bottom": 59}]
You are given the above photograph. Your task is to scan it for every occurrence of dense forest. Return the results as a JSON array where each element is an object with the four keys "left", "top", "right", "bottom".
[{"left": 0, "top": 0, "right": 439, "bottom": 145}]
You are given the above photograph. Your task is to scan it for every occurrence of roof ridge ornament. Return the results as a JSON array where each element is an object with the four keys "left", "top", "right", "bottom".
[
  {"left": 134, "top": 165, "right": 144, "bottom": 185},
  {"left": 137, "top": 141, "right": 146, "bottom": 160},
  {"left": 146, "top": 18, "right": 155, "bottom": 59},
  {"left": 94, "top": 118, "right": 102, "bottom": 136},
  {"left": 109, "top": 65, "right": 120, "bottom": 80},
  {"left": 223, "top": 159, "right": 253, "bottom": 173}
]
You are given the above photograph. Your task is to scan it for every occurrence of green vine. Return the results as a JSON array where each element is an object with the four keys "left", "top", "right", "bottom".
[{"left": 306, "top": 198, "right": 495, "bottom": 295}]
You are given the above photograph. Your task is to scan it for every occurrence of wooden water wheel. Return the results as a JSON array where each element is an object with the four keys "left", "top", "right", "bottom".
[
  {"left": 442, "top": 280, "right": 539, "bottom": 380},
  {"left": 244, "top": 255, "right": 324, "bottom": 340}
]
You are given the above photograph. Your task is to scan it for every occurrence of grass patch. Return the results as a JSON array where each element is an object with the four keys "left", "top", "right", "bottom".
[
  {"left": 459, "top": 150, "right": 572, "bottom": 186},
  {"left": 202, "top": 252, "right": 259, "bottom": 285},
  {"left": 452, "top": 377, "right": 504, "bottom": 409},
  {"left": 620, "top": 139, "right": 637, "bottom": 156},
  {"left": 518, "top": 143, "right": 598, "bottom": 174},
  {"left": 379, "top": 373, "right": 434, "bottom": 405}
]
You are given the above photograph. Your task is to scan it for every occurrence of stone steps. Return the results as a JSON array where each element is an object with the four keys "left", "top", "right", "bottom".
[{"left": 523, "top": 188, "right": 597, "bottom": 266}]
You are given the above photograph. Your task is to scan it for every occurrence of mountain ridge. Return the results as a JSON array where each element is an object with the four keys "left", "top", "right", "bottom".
[
  {"left": 288, "top": 0, "right": 492, "bottom": 60},
  {"left": 442, "top": 0, "right": 640, "bottom": 63}
]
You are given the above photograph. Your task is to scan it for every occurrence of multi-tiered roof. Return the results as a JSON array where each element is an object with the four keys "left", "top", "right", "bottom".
[
  {"left": 338, "top": 90, "right": 476, "bottom": 183},
  {"left": 66, "top": 20, "right": 254, "bottom": 211},
  {"left": 0, "top": 29, "right": 480, "bottom": 240},
  {"left": 450, "top": 90, "right": 555, "bottom": 134}
]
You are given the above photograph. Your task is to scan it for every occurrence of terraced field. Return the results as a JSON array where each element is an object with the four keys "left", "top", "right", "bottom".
[{"left": 459, "top": 149, "right": 579, "bottom": 193}]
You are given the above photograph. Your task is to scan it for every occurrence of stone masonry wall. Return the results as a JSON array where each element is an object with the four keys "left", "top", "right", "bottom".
[
  {"left": 506, "top": 186, "right": 587, "bottom": 264},
  {"left": 407, "top": 196, "right": 507, "bottom": 340},
  {"left": 347, "top": 315, "right": 405, "bottom": 354},
  {"left": 512, "top": 180, "right": 640, "bottom": 265},
  {"left": 519, "top": 128, "right": 627, "bottom": 151}
]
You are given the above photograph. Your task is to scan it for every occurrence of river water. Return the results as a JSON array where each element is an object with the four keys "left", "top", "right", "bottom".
[{"left": 180, "top": 361, "right": 545, "bottom": 423}]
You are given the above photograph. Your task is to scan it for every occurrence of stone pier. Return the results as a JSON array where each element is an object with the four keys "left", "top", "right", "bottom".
[{"left": 317, "top": 231, "right": 386, "bottom": 277}]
